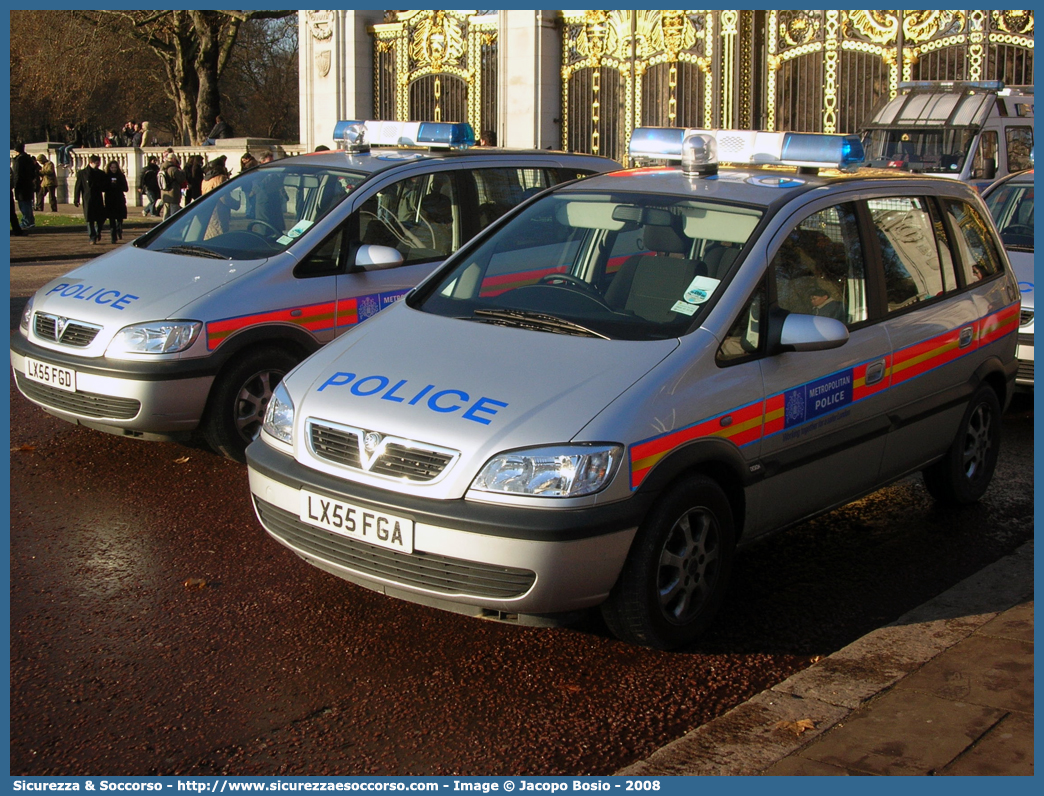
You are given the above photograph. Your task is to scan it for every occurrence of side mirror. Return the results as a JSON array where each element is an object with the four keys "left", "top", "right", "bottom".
[
  {"left": 354, "top": 244, "right": 403, "bottom": 271},
  {"left": 778, "top": 313, "right": 849, "bottom": 352}
]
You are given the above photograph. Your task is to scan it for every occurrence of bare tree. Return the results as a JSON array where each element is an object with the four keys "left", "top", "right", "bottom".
[
  {"left": 221, "top": 17, "right": 300, "bottom": 141},
  {"left": 10, "top": 10, "right": 169, "bottom": 144},
  {"left": 74, "top": 10, "right": 294, "bottom": 144}
]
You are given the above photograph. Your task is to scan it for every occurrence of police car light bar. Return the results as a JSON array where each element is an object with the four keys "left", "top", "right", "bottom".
[
  {"left": 628, "top": 127, "right": 865, "bottom": 173},
  {"left": 898, "top": 80, "right": 1004, "bottom": 92},
  {"left": 333, "top": 120, "right": 475, "bottom": 151}
]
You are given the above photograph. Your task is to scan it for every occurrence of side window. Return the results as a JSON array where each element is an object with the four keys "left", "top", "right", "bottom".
[
  {"left": 717, "top": 281, "right": 765, "bottom": 365},
  {"left": 471, "top": 168, "right": 556, "bottom": 227},
  {"left": 971, "top": 130, "right": 999, "bottom": 181},
  {"left": 1005, "top": 126, "right": 1033, "bottom": 173},
  {"left": 944, "top": 200, "right": 1005, "bottom": 285},
  {"left": 868, "top": 197, "right": 953, "bottom": 311},
  {"left": 772, "top": 203, "right": 866, "bottom": 325},
  {"left": 352, "top": 173, "right": 460, "bottom": 265},
  {"left": 295, "top": 227, "right": 346, "bottom": 279}
]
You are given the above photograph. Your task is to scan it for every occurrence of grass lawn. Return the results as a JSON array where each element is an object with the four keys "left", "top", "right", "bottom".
[{"left": 28, "top": 213, "right": 159, "bottom": 230}]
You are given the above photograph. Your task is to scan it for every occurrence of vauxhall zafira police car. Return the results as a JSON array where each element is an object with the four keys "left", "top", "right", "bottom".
[
  {"left": 245, "top": 127, "right": 1020, "bottom": 649},
  {"left": 11, "top": 120, "right": 618, "bottom": 460}
]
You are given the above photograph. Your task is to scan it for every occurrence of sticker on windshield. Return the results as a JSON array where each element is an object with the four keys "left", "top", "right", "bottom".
[
  {"left": 286, "top": 220, "right": 314, "bottom": 239},
  {"left": 670, "top": 301, "right": 698, "bottom": 316},
  {"left": 682, "top": 275, "right": 720, "bottom": 305}
]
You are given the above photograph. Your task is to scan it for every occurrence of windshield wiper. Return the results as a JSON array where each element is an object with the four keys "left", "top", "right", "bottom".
[
  {"left": 472, "top": 308, "right": 609, "bottom": 340},
  {"left": 157, "top": 245, "right": 227, "bottom": 260}
]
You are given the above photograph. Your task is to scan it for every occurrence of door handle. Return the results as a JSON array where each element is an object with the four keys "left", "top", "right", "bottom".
[
  {"left": 959, "top": 326, "right": 974, "bottom": 348},
  {"left": 866, "top": 360, "right": 886, "bottom": 385}
]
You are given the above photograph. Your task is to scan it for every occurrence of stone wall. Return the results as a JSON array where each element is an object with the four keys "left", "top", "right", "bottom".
[{"left": 20, "top": 139, "right": 305, "bottom": 206}]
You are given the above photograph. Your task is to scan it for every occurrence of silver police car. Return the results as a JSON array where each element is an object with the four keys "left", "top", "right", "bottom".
[
  {"left": 247, "top": 128, "right": 1019, "bottom": 649},
  {"left": 11, "top": 120, "right": 618, "bottom": 460},
  {"left": 983, "top": 167, "right": 1034, "bottom": 387}
]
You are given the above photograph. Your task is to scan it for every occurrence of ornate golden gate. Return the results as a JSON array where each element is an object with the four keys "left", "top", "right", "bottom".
[
  {"left": 371, "top": 11, "right": 497, "bottom": 135},
  {"left": 559, "top": 9, "right": 1033, "bottom": 163},
  {"left": 561, "top": 10, "right": 748, "bottom": 162},
  {"left": 768, "top": 10, "right": 1035, "bottom": 135}
]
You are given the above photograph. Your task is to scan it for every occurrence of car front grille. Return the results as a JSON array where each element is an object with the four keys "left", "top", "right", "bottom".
[
  {"left": 34, "top": 313, "right": 102, "bottom": 347},
  {"left": 1017, "top": 358, "right": 1034, "bottom": 384},
  {"left": 1020, "top": 310, "right": 1033, "bottom": 327},
  {"left": 15, "top": 373, "right": 141, "bottom": 420},
  {"left": 255, "top": 498, "right": 536, "bottom": 599},
  {"left": 1018, "top": 333, "right": 1033, "bottom": 347},
  {"left": 308, "top": 420, "right": 457, "bottom": 482}
]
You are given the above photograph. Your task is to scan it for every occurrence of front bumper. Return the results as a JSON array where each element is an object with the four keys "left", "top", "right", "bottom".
[
  {"left": 246, "top": 439, "right": 648, "bottom": 617},
  {"left": 10, "top": 335, "right": 214, "bottom": 437}
]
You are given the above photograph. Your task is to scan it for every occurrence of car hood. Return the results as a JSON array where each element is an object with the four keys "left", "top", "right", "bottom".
[
  {"left": 27, "top": 246, "right": 268, "bottom": 356},
  {"left": 287, "top": 301, "right": 679, "bottom": 499}
]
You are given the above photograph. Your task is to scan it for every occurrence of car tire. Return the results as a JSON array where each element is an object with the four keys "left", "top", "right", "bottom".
[
  {"left": 202, "top": 347, "right": 298, "bottom": 463},
  {"left": 601, "top": 475, "right": 735, "bottom": 650},
  {"left": 921, "top": 383, "right": 1001, "bottom": 505}
]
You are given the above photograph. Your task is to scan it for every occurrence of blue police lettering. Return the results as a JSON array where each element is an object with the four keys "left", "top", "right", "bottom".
[
  {"left": 93, "top": 290, "right": 122, "bottom": 305},
  {"left": 44, "top": 283, "right": 139, "bottom": 310},
  {"left": 110, "top": 294, "right": 139, "bottom": 311},
  {"left": 428, "top": 389, "right": 468, "bottom": 413},
  {"left": 351, "top": 376, "right": 389, "bottom": 396},
  {"left": 318, "top": 372, "right": 355, "bottom": 391},
  {"left": 408, "top": 384, "right": 434, "bottom": 405},
  {"left": 316, "top": 372, "right": 508, "bottom": 423},
  {"left": 462, "top": 397, "right": 509, "bottom": 425},
  {"left": 381, "top": 379, "right": 409, "bottom": 403}
]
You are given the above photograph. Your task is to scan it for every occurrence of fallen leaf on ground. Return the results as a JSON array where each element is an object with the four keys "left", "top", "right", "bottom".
[
  {"left": 183, "top": 577, "right": 208, "bottom": 589},
  {"left": 11, "top": 444, "right": 36, "bottom": 452},
  {"left": 775, "top": 719, "right": 816, "bottom": 736},
  {"left": 174, "top": 456, "right": 191, "bottom": 464}
]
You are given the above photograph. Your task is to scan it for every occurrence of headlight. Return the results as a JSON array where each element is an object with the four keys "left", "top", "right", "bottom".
[
  {"left": 471, "top": 444, "right": 622, "bottom": 498},
  {"left": 106, "top": 321, "right": 202, "bottom": 356},
  {"left": 20, "top": 296, "right": 34, "bottom": 332},
  {"left": 262, "top": 382, "right": 295, "bottom": 446}
]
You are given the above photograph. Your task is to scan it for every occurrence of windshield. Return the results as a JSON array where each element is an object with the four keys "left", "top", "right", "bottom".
[
  {"left": 862, "top": 128, "right": 976, "bottom": 174},
  {"left": 138, "top": 165, "right": 366, "bottom": 259},
  {"left": 985, "top": 180, "right": 1034, "bottom": 251},
  {"left": 414, "top": 191, "right": 763, "bottom": 341}
]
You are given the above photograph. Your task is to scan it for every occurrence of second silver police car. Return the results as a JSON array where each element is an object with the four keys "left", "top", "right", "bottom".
[{"left": 247, "top": 128, "right": 1019, "bottom": 649}]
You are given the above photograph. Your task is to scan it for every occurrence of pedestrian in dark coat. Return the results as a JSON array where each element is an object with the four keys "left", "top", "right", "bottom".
[
  {"left": 103, "top": 160, "right": 129, "bottom": 243},
  {"left": 12, "top": 142, "right": 38, "bottom": 229},
  {"left": 73, "top": 155, "right": 108, "bottom": 243},
  {"left": 138, "top": 156, "right": 161, "bottom": 217},
  {"left": 184, "top": 155, "right": 205, "bottom": 203}
]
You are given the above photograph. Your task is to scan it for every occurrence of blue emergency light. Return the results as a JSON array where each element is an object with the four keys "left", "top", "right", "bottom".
[
  {"left": 333, "top": 120, "right": 475, "bottom": 151},
  {"left": 898, "top": 80, "right": 1004, "bottom": 92},
  {"left": 629, "top": 127, "right": 865, "bottom": 173}
]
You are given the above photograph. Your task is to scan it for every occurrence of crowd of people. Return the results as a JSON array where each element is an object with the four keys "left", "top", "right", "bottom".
[{"left": 12, "top": 142, "right": 280, "bottom": 241}]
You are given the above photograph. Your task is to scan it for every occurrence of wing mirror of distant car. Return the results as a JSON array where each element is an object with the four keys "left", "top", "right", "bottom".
[
  {"left": 354, "top": 244, "right": 404, "bottom": 271},
  {"left": 777, "top": 313, "right": 849, "bottom": 353}
]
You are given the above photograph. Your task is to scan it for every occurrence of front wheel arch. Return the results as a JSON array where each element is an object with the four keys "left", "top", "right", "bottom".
[
  {"left": 201, "top": 343, "right": 304, "bottom": 462},
  {"left": 602, "top": 474, "right": 737, "bottom": 650}
]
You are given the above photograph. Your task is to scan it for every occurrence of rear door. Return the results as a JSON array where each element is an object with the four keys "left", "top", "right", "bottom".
[{"left": 875, "top": 193, "right": 1014, "bottom": 479}]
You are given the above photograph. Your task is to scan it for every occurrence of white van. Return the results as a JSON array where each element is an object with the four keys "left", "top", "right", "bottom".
[{"left": 862, "top": 81, "right": 1033, "bottom": 191}]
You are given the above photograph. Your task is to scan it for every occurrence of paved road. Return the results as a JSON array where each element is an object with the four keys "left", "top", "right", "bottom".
[{"left": 9, "top": 253, "right": 1034, "bottom": 775}]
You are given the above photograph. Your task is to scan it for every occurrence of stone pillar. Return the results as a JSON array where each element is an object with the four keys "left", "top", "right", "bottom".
[
  {"left": 299, "top": 10, "right": 386, "bottom": 152},
  {"left": 498, "top": 10, "right": 562, "bottom": 150}
]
